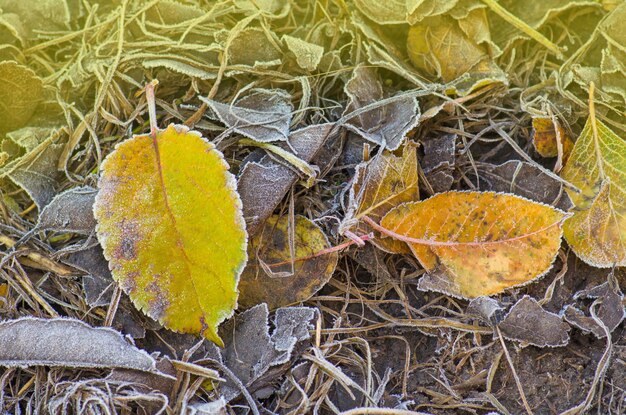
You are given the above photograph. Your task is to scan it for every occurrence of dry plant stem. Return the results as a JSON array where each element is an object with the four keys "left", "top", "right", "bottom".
[
  {"left": 337, "top": 408, "right": 436, "bottom": 415},
  {"left": 145, "top": 80, "right": 159, "bottom": 138},
  {"left": 480, "top": 0, "right": 563, "bottom": 59},
  {"left": 496, "top": 326, "right": 534, "bottom": 415},
  {"left": 0, "top": 235, "right": 74, "bottom": 277},
  {"left": 209, "top": 359, "right": 261, "bottom": 415},
  {"left": 362, "top": 215, "right": 567, "bottom": 247},
  {"left": 103, "top": 285, "right": 121, "bottom": 327}
]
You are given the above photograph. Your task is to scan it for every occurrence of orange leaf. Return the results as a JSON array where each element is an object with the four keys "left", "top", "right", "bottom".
[
  {"left": 94, "top": 124, "right": 247, "bottom": 346},
  {"left": 377, "top": 191, "right": 566, "bottom": 298}
]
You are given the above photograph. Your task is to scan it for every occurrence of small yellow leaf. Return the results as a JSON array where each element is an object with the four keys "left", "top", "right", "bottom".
[
  {"left": 561, "top": 116, "right": 626, "bottom": 267},
  {"left": 532, "top": 117, "right": 573, "bottom": 160},
  {"left": 342, "top": 144, "right": 418, "bottom": 254},
  {"left": 94, "top": 124, "right": 247, "bottom": 346},
  {"left": 238, "top": 215, "right": 337, "bottom": 310},
  {"left": 379, "top": 191, "right": 566, "bottom": 298}
]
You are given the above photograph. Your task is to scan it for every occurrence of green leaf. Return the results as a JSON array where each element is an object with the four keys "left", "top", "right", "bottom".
[{"left": 0, "top": 61, "right": 43, "bottom": 134}]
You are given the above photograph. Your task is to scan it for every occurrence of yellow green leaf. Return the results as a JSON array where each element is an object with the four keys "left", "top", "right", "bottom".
[
  {"left": 379, "top": 191, "right": 566, "bottom": 298},
  {"left": 342, "top": 144, "right": 418, "bottom": 254},
  {"left": 561, "top": 116, "right": 626, "bottom": 267},
  {"left": 93, "top": 124, "right": 247, "bottom": 346},
  {"left": 238, "top": 215, "right": 337, "bottom": 310},
  {"left": 0, "top": 61, "right": 43, "bottom": 134}
]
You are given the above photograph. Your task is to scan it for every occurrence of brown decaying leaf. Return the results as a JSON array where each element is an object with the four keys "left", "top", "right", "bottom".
[
  {"left": 342, "top": 144, "right": 418, "bottom": 254},
  {"left": 499, "top": 296, "right": 570, "bottom": 347},
  {"left": 36, "top": 186, "right": 97, "bottom": 234},
  {"left": 563, "top": 281, "right": 625, "bottom": 338},
  {"left": 0, "top": 317, "right": 156, "bottom": 370},
  {"left": 200, "top": 88, "right": 293, "bottom": 143},
  {"left": 343, "top": 65, "right": 420, "bottom": 150},
  {"left": 238, "top": 215, "right": 338, "bottom": 310},
  {"left": 218, "top": 303, "right": 317, "bottom": 402},
  {"left": 378, "top": 191, "right": 567, "bottom": 298},
  {"left": 237, "top": 123, "right": 333, "bottom": 236},
  {"left": 478, "top": 160, "right": 572, "bottom": 211}
]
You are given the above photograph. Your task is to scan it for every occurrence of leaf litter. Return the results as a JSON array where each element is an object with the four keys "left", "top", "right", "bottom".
[{"left": 0, "top": 0, "right": 625, "bottom": 414}]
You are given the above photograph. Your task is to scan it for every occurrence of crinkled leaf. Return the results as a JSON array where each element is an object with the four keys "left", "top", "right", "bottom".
[
  {"left": 282, "top": 35, "right": 324, "bottom": 72},
  {"left": 499, "top": 296, "right": 570, "bottom": 347},
  {"left": 239, "top": 215, "right": 337, "bottom": 310},
  {"left": 94, "top": 124, "right": 247, "bottom": 346},
  {"left": 343, "top": 65, "right": 419, "bottom": 150},
  {"left": 560, "top": 116, "right": 626, "bottom": 266},
  {"left": 563, "top": 280, "right": 625, "bottom": 338},
  {"left": 200, "top": 89, "right": 293, "bottom": 143},
  {"left": 0, "top": 317, "right": 156, "bottom": 370},
  {"left": 227, "top": 27, "right": 282, "bottom": 67},
  {"left": 381, "top": 191, "right": 566, "bottom": 298},
  {"left": 0, "top": 61, "right": 44, "bottom": 134},
  {"left": 0, "top": 0, "right": 71, "bottom": 39},
  {"left": 217, "top": 303, "right": 317, "bottom": 402},
  {"left": 342, "top": 144, "right": 418, "bottom": 254}
]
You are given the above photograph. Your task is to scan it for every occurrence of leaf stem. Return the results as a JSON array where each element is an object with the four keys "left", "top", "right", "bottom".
[
  {"left": 266, "top": 233, "right": 373, "bottom": 267},
  {"left": 145, "top": 79, "right": 159, "bottom": 139}
]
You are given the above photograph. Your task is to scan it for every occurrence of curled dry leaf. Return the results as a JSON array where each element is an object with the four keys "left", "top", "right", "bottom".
[
  {"left": 200, "top": 88, "right": 293, "bottom": 143},
  {"left": 282, "top": 35, "right": 324, "bottom": 71},
  {"left": 0, "top": 317, "right": 156, "bottom": 370},
  {"left": 238, "top": 215, "right": 338, "bottom": 310},
  {"left": 342, "top": 144, "right": 418, "bottom": 254},
  {"left": 94, "top": 124, "right": 247, "bottom": 346},
  {"left": 379, "top": 191, "right": 567, "bottom": 298},
  {"left": 560, "top": 115, "right": 626, "bottom": 266},
  {"left": 563, "top": 280, "right": 625, "bottom": 338},
  {"left": 499, "top": 296, "right": 570, "bottom": 347},
  {"left": 532, "top": 117, "right": 574, "bottom": 160}
]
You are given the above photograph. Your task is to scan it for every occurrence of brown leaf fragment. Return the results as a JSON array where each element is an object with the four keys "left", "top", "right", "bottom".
[
  {"left": 466, "top": 296, "right": 505, "bottom": 325},
  {"left": 238, "top": 215, "right": 337, "bottom": 310},
  {"left": 563, "top": 281, "right": 625, "bottom": 338},
  {"left": 0, "top": 317, "right": 156, "bottom": 370},
  {"left": 108, "top": 357, "right": 177, "bottom": 396},
  {"left": 200, "top": 89, "right": 293, "bottom": 142},
  {"left": 499, "top": 296, "right": 570, "bottom": 347},
  {"left": 36, "top": 186, "right": 97, "bottom": 234},
  {"left": 64, "top": 245, "right": 113, "bottom": 307},
  {"left": 532, "top": 117, "right": 574, "bottom": 160},
  {"left": 421, "top": 134, "right": 456, "bottom": 192},
  {"left": 237, "top": 123, "right": 333, "bottom": 235},
  {"left": 478, "top": 160, "right": 572, "bottom": 211},
  {"left": 343, "top": 65, "right": 419, "bottom": 150},
  {"left": 218, "top": 303, "right": 317, "bottom": 402}
]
